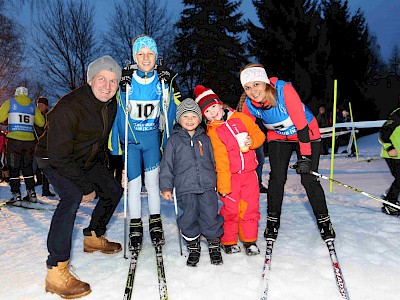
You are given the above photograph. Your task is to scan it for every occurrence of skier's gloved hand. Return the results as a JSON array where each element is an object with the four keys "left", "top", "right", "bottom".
[
  {"left": 294, "top": 156, "right": 312, "bottom": 174},
  {"left": 120, "top": 64, "right": 137, "bottom": 92},
  {"left": 157, "top": 65, "right": 176, "bottom": 85}
]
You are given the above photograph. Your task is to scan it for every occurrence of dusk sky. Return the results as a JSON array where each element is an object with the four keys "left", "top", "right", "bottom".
[
  {"left": 95, "top": 0, "right": 399, "bottom": 61},
  {"left": 15, "top": 0, "right": 399, "bottom": 61}
]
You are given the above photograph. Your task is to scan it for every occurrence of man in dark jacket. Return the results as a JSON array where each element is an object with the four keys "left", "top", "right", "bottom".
[{"left": 36, "top": 55, "right": 123, "bottom": 299}]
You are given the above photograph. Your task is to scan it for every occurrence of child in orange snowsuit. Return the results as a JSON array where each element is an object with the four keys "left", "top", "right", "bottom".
[{"left": 194, "top": 85, "right": 265, "bottom": 255}]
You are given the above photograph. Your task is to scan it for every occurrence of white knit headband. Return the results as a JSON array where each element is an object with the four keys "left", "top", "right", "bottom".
[{"left": 240, "top": 67, "right": 270, "bottom": 86}]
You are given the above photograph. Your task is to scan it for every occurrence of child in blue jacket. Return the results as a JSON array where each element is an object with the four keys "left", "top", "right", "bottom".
[{"left": 159, "top": 98, "right": 223, "bottom": 267}]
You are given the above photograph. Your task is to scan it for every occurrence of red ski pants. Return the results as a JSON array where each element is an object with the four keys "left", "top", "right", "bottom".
[{"left": 219, "top": 170, "right": 260, "bottom": 245}]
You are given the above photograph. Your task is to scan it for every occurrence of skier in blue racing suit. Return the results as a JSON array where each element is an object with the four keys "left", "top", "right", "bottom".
[{"left": 109, "top": 34, "right": 180, "bottom": 250}]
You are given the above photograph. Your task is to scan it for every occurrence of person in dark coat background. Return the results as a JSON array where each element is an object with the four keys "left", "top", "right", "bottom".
[{"left": 316, "top": 105, "right": 330, "bottom": 155}]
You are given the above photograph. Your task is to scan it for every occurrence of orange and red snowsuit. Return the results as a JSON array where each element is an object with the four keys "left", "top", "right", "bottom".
[{"left": 206, "top": 108, "right": 265, "bottom": 245}]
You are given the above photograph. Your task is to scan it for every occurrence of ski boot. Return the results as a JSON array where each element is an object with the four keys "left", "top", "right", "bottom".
[
  {"left": 208, "top": 237, "right": 223, "bottom": 265},
  {"left": 316, "top": 214, "right": 336, "bottom": 242},
  {"left": 186, "top": 237, "right": 201, "bottom": 267},
  {"left": 149, "top": 214, "right": 165, "bottom": 246},
  {"left": 221, "top": 244, "right": 241, "bottom": 254},
  {"left": 243, "top": 242, "right": 260, "bottom": 256},
  {"left": 382, "top": 201, "right": 400, "bottom": 216},
  {"left": 23, "top": 189, "right": 38, "bottom": 203},
  {"left": 129, "top": 218, "right": 143, "bottom": 251},
  {"left": 264, "top": 212, "right": 280, "bottom": 241},
  {"left": 6, "top": 191, "right": 22, "bottom": 206}
]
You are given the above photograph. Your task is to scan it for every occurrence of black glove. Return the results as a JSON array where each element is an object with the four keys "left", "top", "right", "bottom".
[
  {"left": 120, "top": 64, "right": 137, "bottom": 92},
  {"left": 157, "top": 64, "right": 176, "bottom": 85},
  {"left": 294, "top": 156, "right": 312, "bottom": 174}
]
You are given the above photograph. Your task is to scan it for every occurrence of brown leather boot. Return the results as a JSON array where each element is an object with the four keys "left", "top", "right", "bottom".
[
  {"left": 83, "top": 231, "right": 122, "bottom": 254},
  {"left": 45, "top": 260, "right": 91, "bottom": 299}
]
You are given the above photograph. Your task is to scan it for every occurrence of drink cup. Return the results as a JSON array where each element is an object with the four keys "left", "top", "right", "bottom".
[{"left": 235, "top": 132, "right": 249, "bottom": 152}]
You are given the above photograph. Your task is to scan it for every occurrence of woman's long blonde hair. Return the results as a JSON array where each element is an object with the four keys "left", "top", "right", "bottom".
[{"left": 240, "top": 63, "right": 277, "bottom": 108}]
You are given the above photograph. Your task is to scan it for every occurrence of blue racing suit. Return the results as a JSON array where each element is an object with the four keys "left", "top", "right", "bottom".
[{"left": 109, "top": 69, "right": 179, "bottom": 218}]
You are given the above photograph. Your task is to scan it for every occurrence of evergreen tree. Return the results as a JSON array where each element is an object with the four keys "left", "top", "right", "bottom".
[
  {"left": 247, "top": 1, "right": 328, "bottom": 104},
  {"left": 322, "top": 0, "right": 379, "bottom": 120},
  {"left": 388, "top": 45, "right": 400, "bottom": 76},
  {"left": 173, "top": 0, "right": 248, "bottom": 106},
  {"left": 248, "top": 0, "right": 379, "bottom": 119}
]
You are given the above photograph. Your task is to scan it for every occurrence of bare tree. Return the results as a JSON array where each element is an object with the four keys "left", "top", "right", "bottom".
[
  {"left": 105, "top": 0, "right": 174, "bottom": 66},
  {"left": 0, "top": 4, "right": 25, "bottom": 102},
  {"left": 30, "top": 0, "right": 98, "bottom": 97}
]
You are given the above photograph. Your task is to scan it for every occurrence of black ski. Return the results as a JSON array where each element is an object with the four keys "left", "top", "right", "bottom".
[
  {"left": 123, "top": 250, "right": 140, "bottom": 300},
  {"left": 155, "top": 245, "right": 168, "bottom": 300},
  {"left": 258, "top": 239, "right": 274, "bottom": 300},
  {"left": 326, "top": 241, "right": 350, "bottom": 299}
]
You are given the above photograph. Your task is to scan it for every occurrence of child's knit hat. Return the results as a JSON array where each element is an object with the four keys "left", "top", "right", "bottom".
[
  {"left": 176, "top": 98, "right": 202, "bottom": 122},
  {"left": 194, "top": 85, "right": 223, "bottom": 115}
]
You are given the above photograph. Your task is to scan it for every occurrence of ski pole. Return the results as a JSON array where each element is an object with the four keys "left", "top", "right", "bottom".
[
  {"left": 311, "top": 171, "right": 400, "bottom": 210},
  {"left": 123, "top": 83, "right": 130, "bottom": 259},
  {"left": 161, "top": 77, "right": 183, "bottom": 256}
]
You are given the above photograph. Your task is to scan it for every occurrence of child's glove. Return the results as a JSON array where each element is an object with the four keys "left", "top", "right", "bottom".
[
  {"left": 157, "top": 65, "right": 176, "bottom": 85},
  {"left": 120, "top": 64, "right": 137, "bottom": 92},
  {"left": 293, "top": 156, "right": 312, "bottom": 174}
]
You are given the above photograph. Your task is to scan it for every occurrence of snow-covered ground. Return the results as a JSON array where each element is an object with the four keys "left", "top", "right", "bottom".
[{"left": 1, "top": 132, "right": 399, "bottom": 300}]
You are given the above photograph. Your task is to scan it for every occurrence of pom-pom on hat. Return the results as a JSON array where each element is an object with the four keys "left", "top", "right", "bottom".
[
  {"left": 176, "top": 98, "right": 202, "bottom": 123},
  {"left": 15, "top": 86, "right": 28, "bottom": 96},
  {"left": 86, "top": 55, "right": 122, "bottom": 83},
  {"left": 194, "top": 85, "right": 223, "bottom": 115}
]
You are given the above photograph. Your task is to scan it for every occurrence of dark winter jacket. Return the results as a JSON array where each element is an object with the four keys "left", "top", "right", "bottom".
[
  {"left": 35, "top": 84, "right": 117, "bottom": 194},
  {"left": 316, "top": 113, "right": 330, "bottom": 128},
  {"left": 159, "top": 123, "right": 217, "bottom": 197}
]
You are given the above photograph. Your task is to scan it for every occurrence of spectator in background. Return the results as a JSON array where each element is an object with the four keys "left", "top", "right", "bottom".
[
  {"left": 0, "top": 127, "right": 7, "bottom": 182},
  {"left": 0, "top": 86, "right": 45, "bottom": 205},
  {"left": 342, "top": 108, "right": 351, "bottom": 123},
  {"left": 341, "top": 108, "right": 356, "bottom": 157},
  {"left": 316, "top": 105, "right": 330, "bottom": 155},
  {"left": 34, "top": 96, "right": 56, "bottom": 197},
  {"left": 379, "top": 107, "right": 400, "bottom": 216}
]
